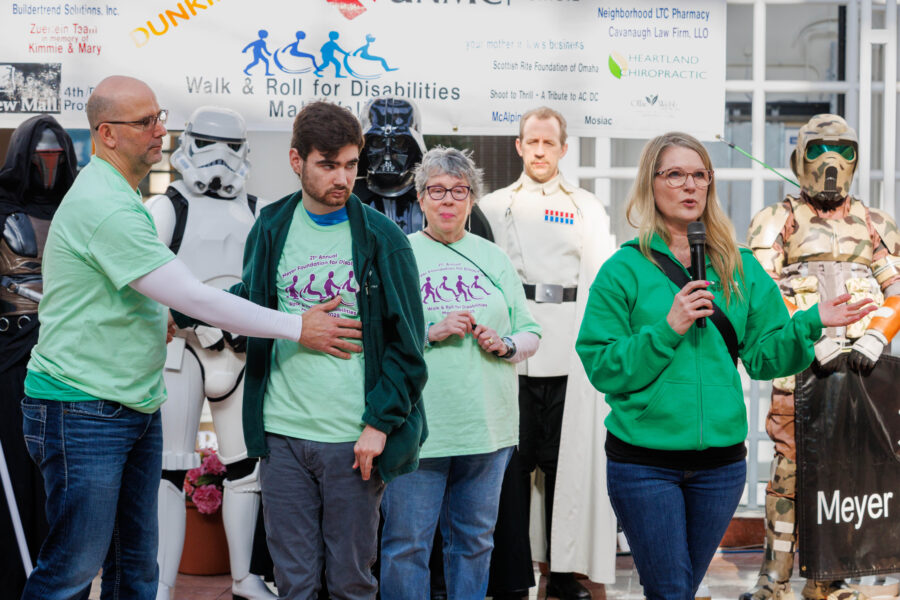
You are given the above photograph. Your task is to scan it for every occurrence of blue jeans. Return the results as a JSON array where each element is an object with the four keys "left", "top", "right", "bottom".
[
  {"left": 20, "top": 396, "right": 162, "bottom": 600},
  {"left": 380, "top": 446, "right": 512, "bottom": 600},
  {"left": 607, "top": 458, "right": 746, "bottom": 600},
  {"left": 260, "top": 435, "right": 385, "bottom": 600}
]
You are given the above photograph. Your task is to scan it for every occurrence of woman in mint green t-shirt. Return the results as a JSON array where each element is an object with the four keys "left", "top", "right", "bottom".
[{"left": 380, "top": 147, "right": 541, "bottom": 599}]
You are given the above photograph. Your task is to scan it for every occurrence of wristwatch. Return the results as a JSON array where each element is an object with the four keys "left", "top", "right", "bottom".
[{"left": 499, "top": 336, "right": 516, "bottom": 359}]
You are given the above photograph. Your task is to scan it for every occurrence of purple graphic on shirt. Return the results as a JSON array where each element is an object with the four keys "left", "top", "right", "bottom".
[
  {"left": 324, "top": 271, "right": 342, "bottom": 297},
  {"left": 470, "top": 275, "right": 491, "bottom": 299},
  {"left": 439, "top": 275, "right": 458, "bottom": 300},
  {"left": 301, "top": 274, "right": 325, "bottom": 302},
  {"left": 342, "top": 270, "right": 358, "bottom": 293},
  {"left": 421, "top": 276, "right": 443, "bottom": 304},
  {"left": 286, "top": 275, "right": 301, "bottom": 299},
  {"left": 338, "top": 270, "right": 358, "bottom": 307},
  {"left": 455, "top": 275, "right": 472, "bottom": 301}
]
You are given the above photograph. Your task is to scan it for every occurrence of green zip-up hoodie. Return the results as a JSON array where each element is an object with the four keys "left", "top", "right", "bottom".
[
  {"left": 576, "top": 235, "right": 822, "bottom": 451},
  {"left": 201, "top": 191, "right": 428, "bottom": 482}
]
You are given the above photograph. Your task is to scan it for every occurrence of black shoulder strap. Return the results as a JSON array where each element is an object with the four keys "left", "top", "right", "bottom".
[
  {"left": 630, "top": 246, "right": 740, "bottom": 366},
  {"left": 165, "top": 187, "right": 189, "bottom": 254},
  {"left": 247, "top": 194, "right": 258, "bottom": 216}
]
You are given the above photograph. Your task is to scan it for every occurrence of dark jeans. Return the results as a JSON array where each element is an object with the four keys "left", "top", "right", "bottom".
[
  {"left": 607, "top": 458, "right": 746, "bottom": 600},
  {"left": 21, "top": 397, "right": 162, "bottom": 600},
  {"left": 260, "top": 434, "right": 385, "bottom": 600},
  {"left": 488, "top": 375, "right": 567, "bottom": 593}
]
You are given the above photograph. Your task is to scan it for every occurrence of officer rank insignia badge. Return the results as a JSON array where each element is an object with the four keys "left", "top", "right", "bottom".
[{"left": 544, "top": 209, "right": 574, "bottom": 225}]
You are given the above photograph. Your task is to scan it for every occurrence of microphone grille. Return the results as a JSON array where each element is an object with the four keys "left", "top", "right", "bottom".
[{"left": 687, "top": 221, "right": 706, "bottom": 243}]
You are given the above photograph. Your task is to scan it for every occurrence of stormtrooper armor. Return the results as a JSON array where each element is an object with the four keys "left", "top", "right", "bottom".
[
  {"left": 146, "top": 106, "right": 274, "bottom": 600},
  {"left": 743, "top": 115, "right": 900, "bottom": 600}
]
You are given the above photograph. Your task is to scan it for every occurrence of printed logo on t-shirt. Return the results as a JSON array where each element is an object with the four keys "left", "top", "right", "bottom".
[
  {"left": 420, "top": 260, "right": 492, "bottom": 316},
  {"left": 281, "top": 252, "right": 358, "bottom": 317}
]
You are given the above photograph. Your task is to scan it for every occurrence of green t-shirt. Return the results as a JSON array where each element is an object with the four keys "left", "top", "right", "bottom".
[
  {"left": 263, "top": 206, "right": 366, "bottom": 442},
  {"left": 410, "top": 232, "right": 541, "bottom": 458},
  {"left": 26, "top": 156, "right": 175, "bottom": 413}
]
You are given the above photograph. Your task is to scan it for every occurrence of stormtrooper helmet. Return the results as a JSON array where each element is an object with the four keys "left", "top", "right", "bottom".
[
  {"left": 171, "top": 106, "right": 250, "bottom": 198},
  {"left": 359, "top": 97, "right": 426, "bottom": 198},
  {"left": 790, "top": 114, "right": 858, "bottom": 203}
]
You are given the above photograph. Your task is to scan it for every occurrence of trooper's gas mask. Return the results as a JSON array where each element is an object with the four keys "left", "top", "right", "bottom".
[
  {"left": 790, "top": 114, "right": 858, "bottom": 204},
  {"left": 359, "top": 98, "right": 426, "bottom": 198},
  {"left": 31, "top": 128, "right": 65, "bottom": 191},
  {"left": 170, "top": 107, "right": 250, "bottom": 198}
]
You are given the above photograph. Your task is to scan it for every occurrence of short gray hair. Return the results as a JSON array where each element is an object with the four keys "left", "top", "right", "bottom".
[{"left": 414, "top": 146, "right": 484, "bottom": 202}]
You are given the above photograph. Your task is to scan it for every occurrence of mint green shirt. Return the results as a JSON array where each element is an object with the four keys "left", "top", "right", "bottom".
[
  {"left": 410, "top": 232, "right": 541, "bottom": 458},
  {"left": 263, "top": 206, "right": 366, "bottom": 442},
  {"left": 26, "top": 156, "right": 175, "bottom": 413}
]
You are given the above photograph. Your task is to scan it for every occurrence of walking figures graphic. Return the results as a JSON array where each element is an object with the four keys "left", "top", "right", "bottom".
[
  {"left": 315, "top": 31, "right": 350, "bottom": 78},
  {"left": 422, "top": 270, "right": 492, "bottom": 305},
  {"left": 421, "top": 277, "right": 444, "bottom": 304},
  {"left": 470, "top": 275, "right": 490, "bottom": 299},
  {"left": 282, "top": 257, "right": 358, "bottom": 313},
  {"left": 243, "top": 29, "right": 399, "bottom": 79},
  {"left": 352, "top": 34, "right": 398, "bottom": 72},
  {"left": 455, "top": 275, "right": 472, "bottom": 301},
  {"left": 301, "top": 274, "right": 326, "bottom": 302},
  {"left": 274, "top": 31, "right": 320, "bottom": 74},
  {"left": 242, "top": 30, "right": 273, "bottom": 76}
]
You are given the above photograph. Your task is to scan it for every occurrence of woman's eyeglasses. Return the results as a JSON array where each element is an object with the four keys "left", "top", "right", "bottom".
[
  {"left": 425, "top": 185, "right": 471, "bottom": 201},
  {"left": 655, "top": 168, "right": 714, "bottom": 189},
  {"left": 95, "top": 109, "right": 168, "bottom": 131}
]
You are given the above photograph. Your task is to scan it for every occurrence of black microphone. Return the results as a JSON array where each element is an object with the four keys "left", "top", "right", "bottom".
[{"left": 687, "top": 221, "right": 707, "bottom": 328}]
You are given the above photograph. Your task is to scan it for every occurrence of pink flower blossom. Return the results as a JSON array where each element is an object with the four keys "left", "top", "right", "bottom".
[
  {"left": 192, "top": 484, "right": 223, "bottom": 514},
  {"left": 186, "top": 467, "right": 203, "bottom": 484},
  {"left": 183, "top": 480, "right": 194, "bottom": 497},
  {"left": 202, "top": 453, "right": 226, "bottom": 476}
]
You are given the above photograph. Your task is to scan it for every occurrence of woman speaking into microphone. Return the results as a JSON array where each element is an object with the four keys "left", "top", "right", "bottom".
[{"left": 574, "top": 132, "right": 874, "bottom": 600}]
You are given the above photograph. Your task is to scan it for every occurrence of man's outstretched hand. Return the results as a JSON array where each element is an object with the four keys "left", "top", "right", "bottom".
[{"left": 299, "top": 295, "right": 363, "bottom": 359}]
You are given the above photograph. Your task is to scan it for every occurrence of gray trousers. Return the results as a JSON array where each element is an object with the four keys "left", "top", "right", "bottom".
[{"left": 260, "top": 434, "right": 385, "bottom": 600}]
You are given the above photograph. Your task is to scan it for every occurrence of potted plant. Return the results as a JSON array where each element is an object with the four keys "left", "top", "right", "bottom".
[{"left": 179, "top": 448, "right": 231, "bottom": 575}]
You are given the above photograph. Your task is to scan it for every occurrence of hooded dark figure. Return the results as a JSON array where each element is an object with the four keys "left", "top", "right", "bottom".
[
  {"left": 0, "top": 114, "right": 77, "bottom": 595},
  {"left": 354, "top": 97, "right": 493, "bottom": 241}
]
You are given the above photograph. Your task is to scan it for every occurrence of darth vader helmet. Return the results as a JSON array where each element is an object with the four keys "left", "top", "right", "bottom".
[{"left": 358, "top": 97, "right": 426, "bottom": 198}]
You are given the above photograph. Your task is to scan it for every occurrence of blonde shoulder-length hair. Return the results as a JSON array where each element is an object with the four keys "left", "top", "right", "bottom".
[{"left": 625, "top": 131, "right": 744, "bottom": 303}]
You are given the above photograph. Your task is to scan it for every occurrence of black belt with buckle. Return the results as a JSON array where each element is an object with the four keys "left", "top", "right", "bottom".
[{"left": 523, "top": 283, "right": 577, "bottom": 303}]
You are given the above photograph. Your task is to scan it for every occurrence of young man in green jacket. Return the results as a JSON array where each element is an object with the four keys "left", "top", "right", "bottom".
[{"left": 187, "top": 101, "right": 428, "bottom": 598}]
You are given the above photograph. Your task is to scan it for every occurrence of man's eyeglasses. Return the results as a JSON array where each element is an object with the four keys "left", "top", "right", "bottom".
[
  {"left": 95, "top": 109, "right": 168, "bottom": 132},
  {"left": 805, "top": 143, "right": 856, "bottom": 161},
  {"left": 425, "top": 185, "right": 471, "bottom": 201},
  {"left": 655, "top": 168, "right": 714, "bottom": 189}
]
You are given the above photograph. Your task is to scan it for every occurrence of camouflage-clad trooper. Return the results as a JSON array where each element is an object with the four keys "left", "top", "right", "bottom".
[{"left": 743, "top": 114, "right": 900, "bottom": 600}]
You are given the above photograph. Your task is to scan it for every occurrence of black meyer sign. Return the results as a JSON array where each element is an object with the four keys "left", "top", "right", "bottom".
[{"left": 795, "top": 356, "right": 900, "bottom": 579}]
